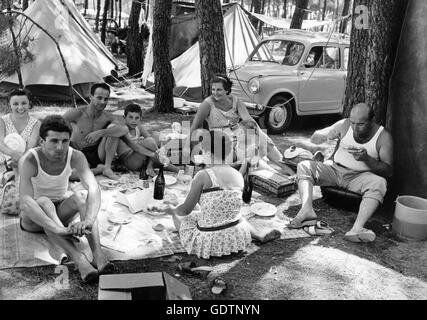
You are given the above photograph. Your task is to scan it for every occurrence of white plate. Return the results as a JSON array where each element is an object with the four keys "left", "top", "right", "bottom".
[
  {"left": 152, "top": 175, "right": 177, "bottom": 186},
  {"left": 108, "top": 215, "right": 132, "bottom": 224},
  {"left": 250, "top": 202, "right": 277, "bottom": 217}
]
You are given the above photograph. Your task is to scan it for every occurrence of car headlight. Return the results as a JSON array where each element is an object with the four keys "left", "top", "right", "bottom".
[{"left": 248, "top": 78, "right": 260, "bottom": 94}]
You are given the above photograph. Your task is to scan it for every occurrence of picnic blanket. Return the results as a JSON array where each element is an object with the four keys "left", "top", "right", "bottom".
[{"left": 0, "top": 173, "right": 310, "bottom": 270}]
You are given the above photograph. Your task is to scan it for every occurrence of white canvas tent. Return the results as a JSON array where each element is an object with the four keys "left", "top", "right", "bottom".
[
  {"left": 0, "top": 0, "right": 124, "bottom": 100},
  {"left": 147, "top": 3, "right": 261, "bottom": 102}
]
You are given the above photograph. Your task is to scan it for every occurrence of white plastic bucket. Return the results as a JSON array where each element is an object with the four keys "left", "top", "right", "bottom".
[{"left": 392, "top": 195, "right": 427, "bottom": 240}]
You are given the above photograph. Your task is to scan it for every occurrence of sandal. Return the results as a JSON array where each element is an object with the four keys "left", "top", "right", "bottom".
[
  {"left": 344, "top": 228, "right": 376, "bottom": 243},
  {"left": 178, "top": 262, "right": 212, "bottom": 276},
  {"left": 303, "top": 221, "right": 334, "bottom": 236},
  {"left": 211, "top": 277, "right": 227, "bottom": 295},
  {"left": 287, "top": 217, "right": 318, "bottom": 229}
]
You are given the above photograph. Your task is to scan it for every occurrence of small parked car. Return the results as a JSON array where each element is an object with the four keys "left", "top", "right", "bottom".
[{"left": 228, "top": 30, "right": 350, "bottom": 134}]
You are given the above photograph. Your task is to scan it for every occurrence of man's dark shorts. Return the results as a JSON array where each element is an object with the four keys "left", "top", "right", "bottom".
[{"left": 70, "top": 141, "right": 102, "bottom": 168}]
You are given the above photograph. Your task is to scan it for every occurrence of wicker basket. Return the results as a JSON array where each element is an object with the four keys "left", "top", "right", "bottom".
[{"left": 251, "top": 170, "right": 296, "bottom": 197}]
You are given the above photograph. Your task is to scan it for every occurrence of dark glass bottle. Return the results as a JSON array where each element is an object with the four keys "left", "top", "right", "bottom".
[
  {"left": 242, "top": 163, "right": 253, "bottom": 204},
  {"left": 140, "top": 160, "right": 149, "bottom": 188},
  {"left": 153, "top": 164, "right": 165, "bottom": 200}
]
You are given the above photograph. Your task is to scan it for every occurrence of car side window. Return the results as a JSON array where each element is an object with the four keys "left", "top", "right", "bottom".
[{"left": 319, "top": 46, "right": 340, "bottom": 69}]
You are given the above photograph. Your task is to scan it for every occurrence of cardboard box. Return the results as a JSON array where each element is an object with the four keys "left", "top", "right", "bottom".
[{"left": 98, "top": 272, "right": 192, "bottom": 300}]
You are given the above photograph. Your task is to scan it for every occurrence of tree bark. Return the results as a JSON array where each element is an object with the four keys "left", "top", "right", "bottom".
[
  {"left": 342, "top": 0, "right": 370, "bottom": 117},
  {"left": 83, "top": 0, "right": 88, "bottom": 16},
  {"left": 335, "top": 0, "right": 340, "bottom": 18},
  {"left": 258, "top": 0, "right": 265, "bottom": 33},
  {"left": 250, "top": 0, "right": 262, "bottom": 31},
  {"left": 153, "top": 0, "right": 174, "bottom": 113},
  {"left": 118, "top": 0, "right": 122, "bottom": 27},
  {"left": 290, "top": 0, "right": 309, "bottom": 29},
  {"left": 100, "top": 0, "right": 110, "bottom": 44},
  {"left": 195, "top": 0, "right": 227, "bottom": 99},
  {"left": 282, "top": 0, "right": 287, "bottom": 18},
  {"left": 388, "top": 0, "right": 425, "bottom": 197},
  {"left": 343, "top": 0, "right": 407, "bottom": 126},
  {"left": 339, "top": 0, "right": 351, "bottom": 33},
  {"left": 110, "top": 0, "right": 114, "bottom": 19},
  {"left": 127, "top": 0, "right": 144, "bottom": 77},
  {"left": 95, "top": 0, "right": 101, "bottom": 32},
  {"left": 322, "top": 0, "right": 327, "bottom": 20}
]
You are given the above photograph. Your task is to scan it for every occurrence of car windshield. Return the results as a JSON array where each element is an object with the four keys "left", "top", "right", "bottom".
[{"left": 249, "top": 40, "right": 305, "bottom": 66}]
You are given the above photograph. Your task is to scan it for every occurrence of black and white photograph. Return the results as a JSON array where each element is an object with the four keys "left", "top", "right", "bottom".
[{"left": 0, "top": 0, "right": 426, "bottom": 307}]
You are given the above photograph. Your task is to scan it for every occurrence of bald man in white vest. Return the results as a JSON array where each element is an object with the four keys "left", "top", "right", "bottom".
[{"left": 289, "top": 103, "right": 393, "bottom": 243}]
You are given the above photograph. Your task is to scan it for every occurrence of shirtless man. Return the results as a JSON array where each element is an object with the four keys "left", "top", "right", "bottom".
[
  {"left": 63, "top": 83, "right": 128, "bottom": 180},
  {"left": 117, "top": 103, "right": 178, "bottom": 176},
  {"left": 290, "top": 103, "right": 393, "bottom": 243},
  {"left": 19, "top": 115, "right": 113, "bottom": 282}
]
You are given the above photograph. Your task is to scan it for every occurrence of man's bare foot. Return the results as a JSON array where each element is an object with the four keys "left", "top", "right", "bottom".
[
  {"left": 92, "top": 164, "right": 105, "bottom": 176},
  {"left": 288, "top": 206, "right": 318, "bottom": 228},
  {"left": 259, "top": 229, "right": 281, "bottom": 243},
  {"left": 91, "top": 254, "right": 115, "bottom": 274},
  {"left": 76, "top": 257, "right": 99, "bottom": 283},
  {"left": 102, "top": 167, "right": 119, "bottom": 180}
]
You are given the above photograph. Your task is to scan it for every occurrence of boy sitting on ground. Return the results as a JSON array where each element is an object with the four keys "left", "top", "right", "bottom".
[{"left": 116, "top": 103, "right": 178, "bottom": 176}]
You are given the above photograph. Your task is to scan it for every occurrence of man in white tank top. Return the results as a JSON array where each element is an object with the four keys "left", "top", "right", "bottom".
[
  {"left": 19, "top": 115, "right": 113, "bottom": 283},
  {"left": 290, "top": 103, "right": 393, "bottom": 243}
]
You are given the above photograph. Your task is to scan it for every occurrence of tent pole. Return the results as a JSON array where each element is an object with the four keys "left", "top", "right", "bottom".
[{"left": 4, "top": 10, "right": 77, "bottom": 108}]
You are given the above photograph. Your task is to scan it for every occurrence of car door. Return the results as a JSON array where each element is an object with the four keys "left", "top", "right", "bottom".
[{"left": 297, "top": 45, "right": 346, "bottom": 114}]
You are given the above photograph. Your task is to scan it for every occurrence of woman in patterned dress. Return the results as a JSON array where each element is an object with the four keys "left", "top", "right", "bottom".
[
  {"left": 0, "top": 89, "right": 41, "bottom": 169},
  {"left": 0, "top": 89, "right": 40, "bottom": 215},
  {"left": 166, "top": 130, "right": 281, "bottom": 259}
]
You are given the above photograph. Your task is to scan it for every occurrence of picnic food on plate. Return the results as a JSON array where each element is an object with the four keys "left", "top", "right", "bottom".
[
  {"left": 343, "top": 145, "right": 363, "bottom": 152},
  {"left": 153, "top": 223, "right": 165, "bottom": 231}
]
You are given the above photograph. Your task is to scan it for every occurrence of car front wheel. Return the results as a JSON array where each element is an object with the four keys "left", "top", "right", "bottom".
[{"left": 263, "top": 94, "right": 294, "bottom": 134}]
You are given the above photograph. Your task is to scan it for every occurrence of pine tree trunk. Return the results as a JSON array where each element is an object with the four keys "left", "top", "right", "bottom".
[
  {"left": 95, "top": 0, "right": 101, "bottom": 32},
  {"left": 153, "top": 0, "right": 174, "bottom": 113},
  {"left": 250, "top": 0, "right": 262, "bottom": 31},
  {"left": 343, "top": 0, "right": 406, "bottom": 125},
  {"left": 322, "top": 0, "right": 327, "bottom": 20},
  {"left": 101, "top": 0, "right": 110, "bottom": 44},
  {"left": 339, "top": 0, "right": 351, "bottom": 33},
  {"left": 258, "top": 0, "right": 265, "bottom": 33},
  {"left": 290, "top": 0, "right": 309, "bottom": 29},
  {"left": 118, "top": 0, "right": 122, "bottom": 27},
  {"left": 127, "top": 0, "right": 144, "bottom": 77},
  {"left": 195, "top": 0, "right": 227, "bottom": 99},
  {"left": 335, "top": 0, "right": 340, "bottom": 18},
  {"left": 282, "top": 0, "right": 287, "bottom": 18},
  {"left": 342, "top": 0, "right": 369, "bottom": 117},
  {"left": 366, "top": 1, "right": 406, "bottom": 125}
]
